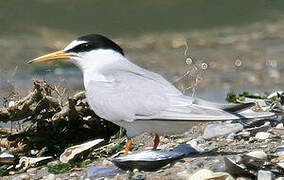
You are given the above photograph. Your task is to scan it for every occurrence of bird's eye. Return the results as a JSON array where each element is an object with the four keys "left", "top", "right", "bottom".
[{"left": 80, "top": 43, "right": 89, "bottom": 48}]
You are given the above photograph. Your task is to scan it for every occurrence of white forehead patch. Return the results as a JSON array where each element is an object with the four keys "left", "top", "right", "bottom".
[{"left": 63, "top": 40, "right": 87, "bottom": 51}]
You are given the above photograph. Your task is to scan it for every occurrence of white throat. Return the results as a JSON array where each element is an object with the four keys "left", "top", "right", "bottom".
[
  {"left": 71, "top": 49, "right": 124, "bottom": 73},
  {"left": 70, "top": 49, "right": 125, "bottom": 85}
]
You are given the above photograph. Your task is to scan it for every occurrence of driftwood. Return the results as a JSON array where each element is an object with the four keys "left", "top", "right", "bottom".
[{"left": 0, "top": 80, "right": 119, "bottom": 156}]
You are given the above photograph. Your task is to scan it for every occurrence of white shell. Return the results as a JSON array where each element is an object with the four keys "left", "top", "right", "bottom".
[
  {"left": 245, "top": 150, "right": 267, "bottom": 160},
  {"left": 60, "top": 139, "right": 104, "bottom": 163},
  {"left": 16, "top": 156, "right": 52, "bottom": 169}
]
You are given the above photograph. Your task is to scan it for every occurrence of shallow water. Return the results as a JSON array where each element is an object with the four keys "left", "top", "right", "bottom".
[{"left": 0, "top": 0, "right": 284, "bottom": 112}]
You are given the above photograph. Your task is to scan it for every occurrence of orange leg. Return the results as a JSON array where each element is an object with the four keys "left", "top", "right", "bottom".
[
  {"left": 153, "top": 134, "right": 160, "bottom": 150},
  {"left": 124, "top": 138, "right": 132, "bottom": 156}
]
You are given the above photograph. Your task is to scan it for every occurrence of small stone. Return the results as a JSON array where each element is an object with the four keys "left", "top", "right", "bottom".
[
  {"left": 133, "top": 168, "right": 139, "bottom": 173},
  {"left": 276, "top": 123, "right": 284, "bottom": 130},
  {"left": 55, "top": 178, "right": 62, "bottom": 180},
  {"left": 192, "top": 160, "right": 204, "bottom": 168},
  {"left": 172, "top": 144, "right": 199, "bottom": 156},
  {"left": 226, "top": 133, "right": 236, "bottom": 141},
  {"left": 20, "top": 174, "right": 30, "bottom": 180},
  {"left": 277, "top": 162, "right": 284, "bottom": 169},
  {"left": 211, "top": 160, "right": 226, "bottom": 172},
  {"left": 26, "top": 167, "right": 37, "bottom": 175},
  {"left": 276, "top": 145, "right": 284, "bottom": 156},
  {"left": 70, "top": 172, "right": 77, "bottom": 177},
  {"left": 102, "top": 159, "right": 113, "bottom": 166},
  {"left": 88, "top": 166, "right": 121, "bottom": 179},
  {"left": 276, "top": 177, "right": 284, "bottom": 180},
  {"left": 203, "top": 123, "right": 243, "bottom": 139},
  {"left": 46, "top": 174, "right": 56, "bottom": 180},
  {"left": 9, "top": 171, "right": 15, "bottom": 175},
  {"left": 236, "top": 177, "right": 250, "bottom": 180},
  {"left": 257, "top": 170, "right": 274, "bottom": 180},
  {"left": 248, "top": 137, "right": 255, "bottom": 143},
  {"left": 237, "top": 131, "right": 250, "bottom": 138},
  {"left": 30, "top": 149, "right": 39, "bottom": 155},
  {"left": 208, "top": 172, "right": 234, "bottom": 180},
  {"left": 189, "top": 169, "right": 213, "bottom": 180},
  {"left": 131, "top": 172, "right": 146, "bottom": 180},
  {"left": 177, "top": 170, "right": 191, "bottom": 179},
  {"left": 255, "top": 132, "right": 270, "bottom": 140},
  {"left": 47, "top": 160, "right": 60, "bottom": 167}
]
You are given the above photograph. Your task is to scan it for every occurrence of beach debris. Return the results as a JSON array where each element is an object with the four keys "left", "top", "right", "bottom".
[
  {"left": 257, "top": 170, "right": 275, "bottom": 180},
  {"left": 60, "top": 139, "right": 104, "bottom": 163},
  {"left": 203, "top": 123, "right": 244, "bottom": 140},
  {"left": 111, "top": 150, "right": 184, "bottom": 171},
  {"left": 0, "top": 80, "right": 119, "bottom": 157},
  {"left": 16, "top": 156, "right": 52, "bottom": 170},
  {"left": 0, "top": 152, "right": 15, "bottom": 165},
  {"left": 172, "top": 144, "right": 200, "bottom": 156},
  {"left": 244, "top": 150, "right": 267, "bottom": 160},
  {"left": 224, "top": 156, "right": 256, "bottom": 178}
]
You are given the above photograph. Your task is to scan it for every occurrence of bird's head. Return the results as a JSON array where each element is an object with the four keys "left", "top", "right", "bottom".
[{"left": 28, "top": 34, "right": 125, "bottom": 71}]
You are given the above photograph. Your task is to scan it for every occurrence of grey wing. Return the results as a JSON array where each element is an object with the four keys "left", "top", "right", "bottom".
[
  {"left": 88, "top": 68, "right": 274, "bottom": 122},
  {"left": 87, "top": 68, "right": 192, "bottom": 122}
]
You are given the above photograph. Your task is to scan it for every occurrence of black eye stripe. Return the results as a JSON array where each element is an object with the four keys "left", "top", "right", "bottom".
[{"left": 66, "top": 34, "right": 124, "bottom": 56}]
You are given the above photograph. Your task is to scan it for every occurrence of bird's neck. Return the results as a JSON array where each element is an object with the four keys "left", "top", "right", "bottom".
[{"left": 74, "top": 49, "right": 124, "bottom": 85}]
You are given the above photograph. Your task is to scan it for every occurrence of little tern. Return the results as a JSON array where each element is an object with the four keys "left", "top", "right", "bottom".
[{"left": 28, "top": 34, "right": 275, "bottom": 155}]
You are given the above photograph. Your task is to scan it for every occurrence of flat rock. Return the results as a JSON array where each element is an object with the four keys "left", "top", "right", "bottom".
[
  {"left": 87, "top": 166, "right": 122, "bottom": 179},
  {"left": 172, "top": 144, "right": 199, "bottom": 156},
  {"left": 203, "top": 123, "right": 244, "bottom": 140}
]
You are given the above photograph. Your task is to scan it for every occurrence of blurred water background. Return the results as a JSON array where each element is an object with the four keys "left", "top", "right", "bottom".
[{"left": 0, "top": 0, "right": 284, "bottom": 107}]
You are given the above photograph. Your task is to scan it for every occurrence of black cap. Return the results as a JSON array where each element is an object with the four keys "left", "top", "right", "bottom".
[{"left": 66, "top": 34, "right": 124, "bottom": 55}]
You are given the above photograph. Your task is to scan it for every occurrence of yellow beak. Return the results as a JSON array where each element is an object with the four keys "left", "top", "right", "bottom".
[{"left": 27, "top": 50, "right": 73, "bottom": 64}]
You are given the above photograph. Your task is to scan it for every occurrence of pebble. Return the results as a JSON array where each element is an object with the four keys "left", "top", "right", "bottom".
[
  {"left": 9, "top": 171, "right": 16, "bottom": 175},
  {"left": 30, "top": 149, "right": 39, "bottom": 155},
  {"left": 255, "top": 132, "right": 271, "bottom": 140},
  {"left": 276, "top": 123, "right": 284, "bottom": 130},
  {"left": 276, "top": 145, "right": 284, "bottom": 156},
  {"left": 248, "top": 137, "right": 255, "bottom": 143},
  {"left": 226, "top": 133, "right": 236, "bottom": 141},
  {"left": 203, "top": 123, "right": 243, "bottom": 139},
  {"left": 188, "top": 169, "right": 213, "bottom": 180},
  {"left": 11, "top": 174, "right": 30, "bottom": 180},
  {"left": 172, "top": 144, "right": 199, "bottom": 156},
  {"left": 257, "top": 170, "right": 274, "bottom": 180},
  {"left": 102, "top": 159, "right": 113, "bottom": 166},
  {"left": 177, "top": 170, "right": 191, "bottom": 179},
  {"left": 192, "top": 160, "right": 204, "bottom": 168},
  {"left": 47, "top": 160, "right": 60, "bottom": 167},
  {"left": 87, "top": 166, "right": 122, "bottom": 179},
  {"left": 70, "top": 172, "right": 78, "bottom": 177},
  {"left": 237, "top": 131, "right": 250, "bottom": 138},
  {"left": 43, "top": 174, "right": 56, "bottom": 180},
  {"left": 20, "top": 174, "right": 30, "bottom": 180},
  {"left": 26, "top": 167, "right": 38, "bottom": 175},
  {"left": 211, "top": 160, "right": 226, "bottom": 172},
  {"left": 131, "top": 172, "right": 146, "bottom": 180}
]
